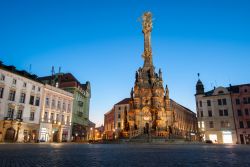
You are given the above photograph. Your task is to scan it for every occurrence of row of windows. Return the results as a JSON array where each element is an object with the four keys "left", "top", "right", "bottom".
[
  {"left": 198, "top": 97, "right": 250, "bottom": 108},
  {"left": 0, "top": 87, "right": 40, "bottom": 106},
  {"left": 6, "top": 108, "right": 35, "bottom": 121},
  {"left": 199, "top": 108, "right": 250, "bottom": 118},
  {"left": 235, "top": 97, "right": 250, "bottom": 105},
  {"left": 45, "top": 97, "right": 71, "bottom": 112},
  {"left": 0, "top": 74, "right": 40, "bottom": 92},
  {"left": 198, "top": 109, "right": 229, "bottom": 117},
  {"left": 43, "top": 112, "right": 70, "bottom": 124},
  {"left": 237, "top": 109, "right": 249, "bottom": 116},
  {"left": 239, "top": 121, "right": 250, "bottom": 129},
  {"left": 118, "top": 106, "right": 128, "bottom": 111},
  {"left": 198, "top": 99, "right": 227, "bottom": 108},
  {"left": 208, "top": 121, "right": 230, "bottom": 129}
]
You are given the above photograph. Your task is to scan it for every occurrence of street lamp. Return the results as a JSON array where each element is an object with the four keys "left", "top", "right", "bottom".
[
  {"left": 90, "top": 128, "right": 93, "bottom": 140},
  {"left": 112, "top": 129, "right": 116, "bottom": 140}
]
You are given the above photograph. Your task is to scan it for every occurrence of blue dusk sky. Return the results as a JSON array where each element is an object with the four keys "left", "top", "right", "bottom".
[{"left": 1, "top": 0, "right": 250, "bottom": 126}]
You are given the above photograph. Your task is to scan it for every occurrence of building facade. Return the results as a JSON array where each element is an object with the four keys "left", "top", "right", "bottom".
[
  {"left": 171, "top": 100, "right": 198, "bottom": 140},
  {"left": 0, "top": 63, "right": 43, "bottom": 142},
  {"left": 104, "top": 108, "right": 115, "bottom": 140},
  {"left": 39, "top": 84, "right": 73, "bottom": 142},
  {"left": 87, "top": 120, "right": 96, "bottom": 141},
  {"left": 105, "top": 97, "right": 198, "bottom": 140},
  {"left": 114, "top": 98, "right": 130, "bottom": 132},
  {"left": 230, "top": 84, "right": 250, "bottom": 144},
  {"left": 38, "top": 73, "right": 91, "bottom": 142},
  {"left": 95, "top": 125, "right": 104, "bottom": 140},
  {"left": 195, "top": 79, "right": 237, "bottom": 144}
]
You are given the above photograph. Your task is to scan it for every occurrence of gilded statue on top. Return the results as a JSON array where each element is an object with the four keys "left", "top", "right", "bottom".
[
  {"left": 142, "top": 12, "right": 153, "bottom": 33},
  {"left": 141, "top": 12, "right": 153, "bottom": 67}
]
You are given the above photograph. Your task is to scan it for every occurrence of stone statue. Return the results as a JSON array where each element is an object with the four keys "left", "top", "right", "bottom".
[
  {"left": 165, "top": 84, "right": 169, "bottom": 98},
  {"left": 141, "top": 12, "right": 153, "bottom": 67},
  {"left": 142, "top": 12, "right": 153, "bottom": 34},
  {"left": 159, "top": 69, "right": 162, "bottom": 79},
  {"left": 130, "top": 88, "right": 134, "bottom": 99}
]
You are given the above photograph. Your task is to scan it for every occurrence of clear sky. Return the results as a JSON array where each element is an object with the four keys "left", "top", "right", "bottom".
[{"left": 1, "top": 0, "right": 250, "bottom": 126}]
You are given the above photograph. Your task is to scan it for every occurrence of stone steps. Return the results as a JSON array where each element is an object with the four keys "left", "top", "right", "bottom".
[{"left": 127, "top": 133, "right": 188, "bottom": 144}]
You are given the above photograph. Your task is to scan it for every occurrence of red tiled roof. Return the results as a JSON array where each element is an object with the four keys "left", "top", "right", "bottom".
[{"left": 115, "top": 98, "right": 131, "bottom": 105}]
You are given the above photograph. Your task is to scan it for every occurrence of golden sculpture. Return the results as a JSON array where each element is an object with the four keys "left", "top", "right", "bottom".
[{"left": 141, "top": 12, "right": 153, "bottom": 68}]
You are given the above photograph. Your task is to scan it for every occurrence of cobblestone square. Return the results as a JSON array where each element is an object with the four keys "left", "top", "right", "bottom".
[{"left": 0, "top": 143, "right": 250, "bottom": 167}]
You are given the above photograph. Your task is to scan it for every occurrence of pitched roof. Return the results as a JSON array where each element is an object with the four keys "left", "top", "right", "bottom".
[
  {"left": 115, "top": 98, "right": 131, "bottom": 105},
  {"left": 0, "top": 61, "right": 43, "bottom": 84},
  {"left": 170, "top": 99, "right": 196, "bottom": 115},
  {"left": 38, "top": 73, "right": 90, "bottom": 90},
  {"left": 228, "top": 84, "right": 250, "bottom": 93},
  {"left": 104, "top": 108, "right": 115, "bottom": 116},
  {"left": 203, "top": 83, "right": 250, "bottom": 96}
]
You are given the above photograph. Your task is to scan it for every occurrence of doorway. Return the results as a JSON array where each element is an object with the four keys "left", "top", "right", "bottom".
[
  {"left": 144, "top": 123, "right": 149, "bottom": 134},
  {"left": 222, "top": 131, "right": 233, "bottom": 144},
  {"left": 53, "top": 131, "right": 59, "bottom": 142},
  {"left": 240, "top": 134, "right": 245, "bottom": 144},
  {"left": 5, "top": 128, "right": 15, "bottom": 142}
]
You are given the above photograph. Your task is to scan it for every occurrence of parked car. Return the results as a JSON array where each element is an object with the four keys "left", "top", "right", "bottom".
[{"left": 205, "top": 140, "right": 213, "bottom": 144}]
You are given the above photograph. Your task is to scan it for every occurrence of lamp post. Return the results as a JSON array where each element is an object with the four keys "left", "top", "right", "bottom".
[
  {"left": 95, "top": 129, "right": 98, "bottom": 141},
  {"left": 149, "top": 120, "right": 152, "bottom": 143},
  {"left": 112, "top": 128, "right": 116, "bottom": 140},
  {"left": 90, "top": 127, "right": 93, "bottom": 140}
]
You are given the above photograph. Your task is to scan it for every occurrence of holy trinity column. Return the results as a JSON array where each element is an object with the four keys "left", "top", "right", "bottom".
[{"left": 129, "top": 12, "right": 172, "bottom": 134}]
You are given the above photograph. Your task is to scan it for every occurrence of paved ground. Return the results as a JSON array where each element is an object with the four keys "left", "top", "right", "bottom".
[{"left": 0, "top": 143, "right": 249, "bottom": 167}]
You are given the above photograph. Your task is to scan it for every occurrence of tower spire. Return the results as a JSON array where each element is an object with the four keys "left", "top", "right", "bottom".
[{"left": 141, "top": 12, "right": 153, "bottom": 69}]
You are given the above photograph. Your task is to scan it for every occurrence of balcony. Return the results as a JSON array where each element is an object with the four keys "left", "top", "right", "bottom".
[
  {"left": 78, "top": 101, "right": 83, "bottom": 107},
  {"left": 78, "top": 112, "right": 83, "bottom": 117}
]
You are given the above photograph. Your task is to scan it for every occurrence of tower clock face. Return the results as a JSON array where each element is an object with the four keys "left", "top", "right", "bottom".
[{"left": 142, "top": 107, "right": 151, "bottom": 121}]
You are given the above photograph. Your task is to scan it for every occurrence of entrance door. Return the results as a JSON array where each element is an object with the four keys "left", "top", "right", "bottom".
[
  {"left": 209, "top": 134, "right": 217, "bottom": 143},
  {"left": 62, "top": 130, "right": 68, "bottom": 142},
  {"left": 5, "top": 128, "right": 15, "bottom": 142},
  {"left": 222, "top": 132, "right": 233, "bottom": 144},
  {"left": 240, "top": 134, "right": 245, "bottom": 144},
  {"left": 145, "top": 123, "right": 149, "bottom": 134},
  {"left": 53, "top": 131, "right": 59, "bottom": 142}
]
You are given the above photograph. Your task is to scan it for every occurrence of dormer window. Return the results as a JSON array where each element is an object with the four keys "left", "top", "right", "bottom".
[{"left": 218, "top": 91, "right": 224, "bottom": 94}]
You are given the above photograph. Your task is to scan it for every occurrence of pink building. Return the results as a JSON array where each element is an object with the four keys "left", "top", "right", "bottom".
[{"left": 230, "top": 84, "right": 250, "bottom": 144}]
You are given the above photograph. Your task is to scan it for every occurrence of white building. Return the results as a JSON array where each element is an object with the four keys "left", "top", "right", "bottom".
[
  {"left": 0, "top": 64, "right": 44, "bottom": 142},
  {"left": 39, "top": 84, "right": 73, "bottom": 142},
  {"left": 114, "top": 98, "right": 130, "bottom": 131},
  {"left": 195, "top": 79, "right": 237, "bottom": 144}
]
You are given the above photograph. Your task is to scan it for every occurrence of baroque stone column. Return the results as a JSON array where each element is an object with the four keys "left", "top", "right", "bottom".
[{"left": 141, "top": 12, "right": 153, "bottom": 69}]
